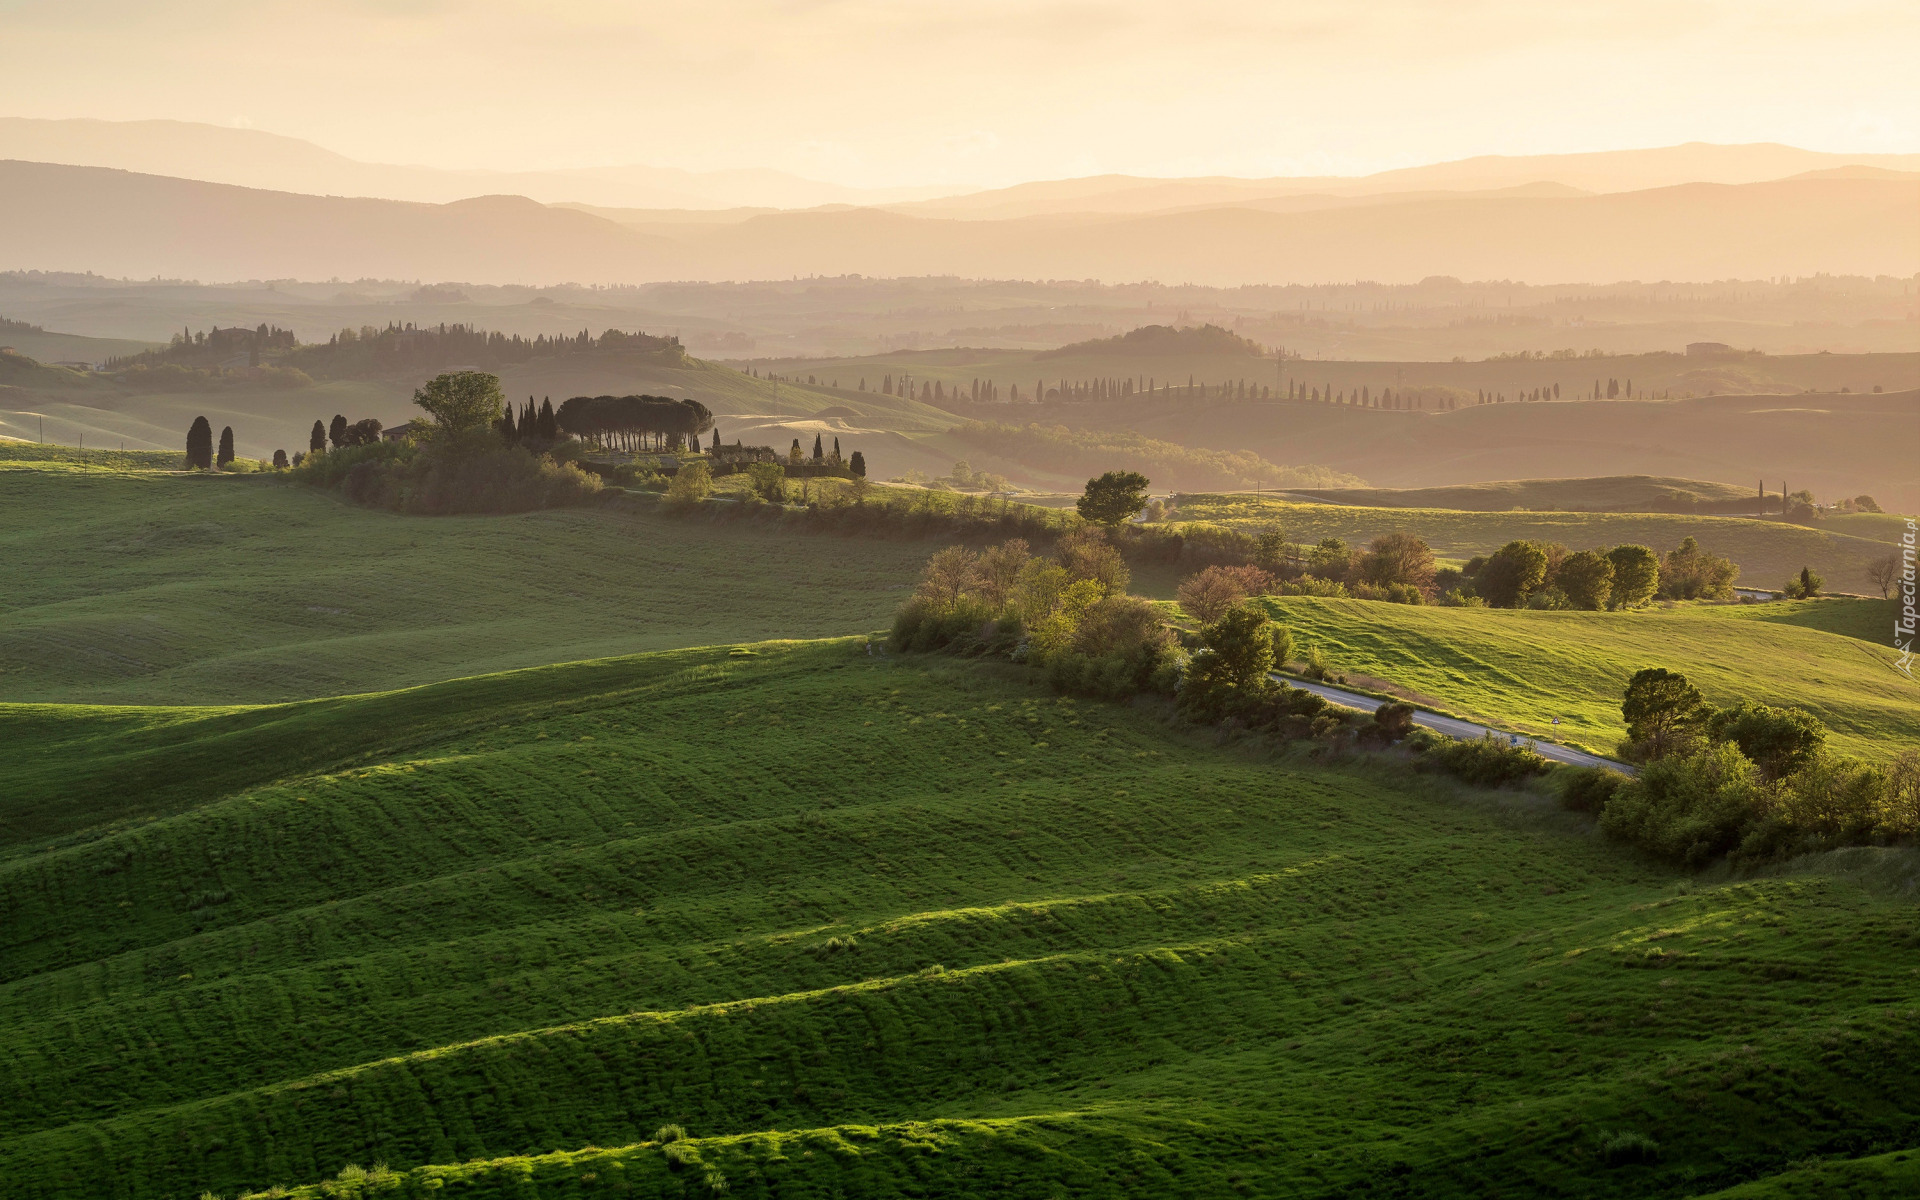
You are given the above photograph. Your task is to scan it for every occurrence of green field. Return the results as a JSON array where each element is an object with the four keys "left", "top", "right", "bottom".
[
  {"left": 0, "top": 454, "right": 933, "bottom": 704},
  {"left": 1172, "top": 493, "right": 1908, "bottom": 594},
  {"left": 1286, "top": 475, "right": 1760, "bottom": 512},
  {"left": 1253, "top": 595, "right": 1915, "bottom": 759},
  {"left": 4, "top": 640, "right": 1920, "bottom": 1198}
]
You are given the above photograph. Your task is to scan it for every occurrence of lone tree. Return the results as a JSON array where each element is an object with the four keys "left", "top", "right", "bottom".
[
  {"left": 849, "top": 450, "right": 866, "bottom": 477},
  {"left": 185, "top": 416, "right": 213, "bottom": 469},
  {"left": 812, "top": 433, "right": 823, "bottom": 460},
  {"left": 272, "top": 449, "right": 288, "bottom": 468},
  {"left": 328, "top": 414, "right": 349, "bottom": 448},
  {"left": 1076, "top": 470, "right": 1151, "bottom": 527},
  {"left": 217, "top": 426, "right": 235, "bottom": 467},
  {"left": 309, "top": 420, "right": 326, "bottom": 454},
  {"left": 1866, "top": 552, "right": 1901, "bottom": 599},
  {"left": 1621, "top": 667, "right": 1709, "bottom": 759},
  {"left": 413, "top": 371, "right": 506, "bottom": 439}
]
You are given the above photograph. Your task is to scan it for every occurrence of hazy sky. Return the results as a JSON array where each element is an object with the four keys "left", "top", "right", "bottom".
[{"left": 3, "top": 0, "right": 1915, "bottom": 186}]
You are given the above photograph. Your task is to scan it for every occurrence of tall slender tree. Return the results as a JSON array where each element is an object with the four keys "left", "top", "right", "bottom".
[
  {"left": 309, "top": 420, "right": 325, "bottom": 453},
  {"left": 812, "top": 432, "right": 823, "bottom": 460},
  {"left": 217, "top": 426, "right": 235, "bottom": 467},
  {"left": 329, "top": 414, "right": 348, "bottom": 448},
  {"left": 186, "top": 416, "right": 213, "bottom": 469}
]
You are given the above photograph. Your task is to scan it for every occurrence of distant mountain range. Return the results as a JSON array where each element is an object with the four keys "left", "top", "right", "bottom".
[
  {"left": 3, "top": 158, "right": 1913, "bottom": 287},
  {"left": 0, "top": 118, "right": 962, "bottom": 210}
]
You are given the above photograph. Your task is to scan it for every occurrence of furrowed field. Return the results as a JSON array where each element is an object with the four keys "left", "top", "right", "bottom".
[{"left": 5, "top": 639, "right": 1920, "bottom": 1199}]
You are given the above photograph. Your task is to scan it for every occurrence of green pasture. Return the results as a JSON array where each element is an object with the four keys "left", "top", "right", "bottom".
[
  {"left": 1256, "top": 596, "right": 1914, "bottom": 759},
  {"left": 2, "top": 641, "right": 1919, "bottom": 1198},
  {"left": 0, "top": 457, "right": 932, "bottom": 704},
  {"left": 1172, "top": 494, "right": 1907, "bottom": 594}
]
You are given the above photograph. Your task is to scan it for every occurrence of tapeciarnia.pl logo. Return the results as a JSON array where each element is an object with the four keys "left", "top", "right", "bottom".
[{"left": 1897, "top": 517, "right": 1916, "bottom": 679}]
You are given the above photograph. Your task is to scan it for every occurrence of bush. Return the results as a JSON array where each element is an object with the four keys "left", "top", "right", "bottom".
[
  {"left": 1422, "top": 733, "right": 1550, "bottom": 788},
  {"left": 1372, "top": 702, "right": 1416, "bottom": 742},
  {"left": 1599, "top": 741, "right": 1765, "bottom": 866},
  {"left": 1598, "top": 1130, "right": 1660, "bottom": 1166},
  {"left": 1176, "top": 563, "right": 1269, "bottom": 622},
  {"left": 1558, "top": 767, "right": 1628, "bottom": 813},
  {"left": 293, "top": 438, "right": 602, "bottom": 515}
]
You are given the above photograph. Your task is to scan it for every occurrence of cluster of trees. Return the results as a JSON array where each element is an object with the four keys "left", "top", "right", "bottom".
[
  {"left": 312, "top": 413, "right": 385, "bottom": 453},
  {"left": 120, "top": 323, "right": 684, "bottom": 382},
  {"left": 893, "top": 529, "right": 1174, "bottom": 699},
  {"left": 183, "top": 416, "right": 239, "bottom": 470},
  {"left": 553, "top": 394, "right": 712, "bottom": 451},
  {"left": 1571, "top": 668, "right": 1920, "bottom": 866},
  {"left": 1281, "top": 380, "right": 1457, "bottom": 410},
  {"left": 114, "top": 324, "right": 298, "bottom": 372},
  {"left": 1455, "top": 537, "right": 1734, "bottom": 609},
  {"left": 499, "top": 397, "right": 559, "bottom": 443}
]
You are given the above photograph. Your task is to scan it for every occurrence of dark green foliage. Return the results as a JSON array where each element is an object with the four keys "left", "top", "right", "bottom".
[
  {"left": 1559, "top": 766, "right": 1629, "bottom": 813},
  {"left": 1598, "top": 1129, "right": 1661, "bottom": 1166},
  {"left": 1599, "top": 741, "right": 1763, "bottom": 866},
  {"left": 1076, "top": 469, "right": 1151, "bottom": 526},
  {"left": 1605, "top": 544, "right": 1660, "bottom": 609},
  {"left": 537, "top": 397, "right": 557, "bottom": 441},
  {"left": 1620, "top": 667, "right": 1710, "bottom": 759},
  {"left": 1707, "top": 701, "right": 1827, "bottom": 779},
  {"left": 1555, "top": 549, "right": 1613, "bottom": 610},
  {"left": 292, "top": 440, "right": 601, "bottom": 515},
  {"left": 309, "top": 420, "right": 326, "bottom": 453},
  {"left": 1783, "top": 565, "right": 1825, "bottom": 599},
  {"left": 216, "top": 425, "right": 234, "bottom": 467},
  {"left": 185, "top": 415, "right": 213, "bottom": 469},
  {"left": 1371, "top": 701, "right": 1416, "bottom": 741},
  {"left": 1419, "top": 731, "right": 1551, "bottom": 787},
  {"left": 271, "top": 449, "right": 288, "bottom": 469},
  {"left": 812, "top": 432, "right": 824, "bottom": 460},
  {"left": 1475, "top": 540, "right": 1550, "bottom": 607},
  {"left": 849, "top": 450, "right": 866, "bottom": 477},
  {"left": 329, "top": 413, "right": 348, "bottom": 448},
  {"left": 554, "top": 393, "right": 712, "bottom": 450}
]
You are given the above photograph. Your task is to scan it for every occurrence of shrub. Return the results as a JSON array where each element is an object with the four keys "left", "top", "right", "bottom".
[
  {"left": 1361, "top": 533, "right": 1435, "bottom": 589},
  {"left": 1559, "top": 767, "right": 1628, "bottom": 813},
  {"left": 1659, "top": 536, "right": 1738, "bottom": 600},
  {"left": 1177, "top": 564, "right": 1269, "bottom": 622},
  {"left": 745, "top": 461, "right": 787, "bottom": 503},
  {"left": 1179, "top": 602, "right": 1285, "bottom": 721},
  {"left": 1599, "top": 741, "right": 1766, "bottom": 866},
  {"left": 1372, "top": 702, "right": 1416, "bottom": 742},
  {"left": 293, "top": 439, "right": 601, "bottom": 515},
  {"left": 1598, "top": 1129, "right": 1660, "bottom": 1166},
  {"left": 1423, "top": 733, "right": 1550, "bottom": 788}
]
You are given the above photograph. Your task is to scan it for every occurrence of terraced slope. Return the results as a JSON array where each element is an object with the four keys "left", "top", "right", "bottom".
[
  {"left": 3, "top": 641, "right": 1918, "bottom": 1198},
  {"left": 1256, "top": 596, "right": 1915, "bottom": 759}
]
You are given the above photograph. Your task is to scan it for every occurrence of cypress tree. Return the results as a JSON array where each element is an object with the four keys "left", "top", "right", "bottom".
[
  {"left": 833, "top": 436, "right": 841, "bottom": 459},
  {"left": 329, "top": 414, "right": 348, "bottom": 448},
  {"left": 217, "top": 426, "right": 235, "bottom": 466},
  {"left": 849, "top": 450, "right": 866, "bottom": 477},
  {"left": 309, "top": 420, "right": 326, "bottom": 453},
  {"left": 537, "top": 398, "right": 556, "bottom": 440},
  {"left": 812, "top": 433, "right": 823, "bottom": 460},
  {"left": 186, "top": 416, "right": 213, "bottom": 469}
]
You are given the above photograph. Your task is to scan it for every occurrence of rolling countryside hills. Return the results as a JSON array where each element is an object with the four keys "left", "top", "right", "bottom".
[{"left": 5, "top": 638, "right": 1920, "bottom": 1199}]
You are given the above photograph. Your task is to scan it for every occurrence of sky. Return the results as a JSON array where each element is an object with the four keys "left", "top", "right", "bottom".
[{"left": 2, "top": 0, "right": 1916, "bottom": 187}]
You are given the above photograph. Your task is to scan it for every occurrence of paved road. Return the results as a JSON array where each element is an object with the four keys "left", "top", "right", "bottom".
[{"left": 1278, "top": 677, "right": 1637, "bottom": 774}]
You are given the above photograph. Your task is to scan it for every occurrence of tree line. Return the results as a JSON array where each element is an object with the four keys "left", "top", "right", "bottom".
[{"left": 127, "top": 323, "right": 685, "bottom": 381}]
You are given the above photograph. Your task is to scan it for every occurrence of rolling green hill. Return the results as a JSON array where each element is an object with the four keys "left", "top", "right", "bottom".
[
  {"left": 1285, "top": 474, "right": 1759, "bottom": 512},
  {"left": 3, "top": 641, "right": 1920, "bottom": 1198},
  {"left": 0, "top": 453, "right": 933, "bottom": 704},
  {"left": 1253, "top": 596, "right": 1914, "bottom": 759},
  {"left": 1171, "top": 493, "right": 1907, "bottom": 594}
]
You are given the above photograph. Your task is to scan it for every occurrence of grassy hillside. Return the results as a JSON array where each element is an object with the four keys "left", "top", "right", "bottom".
[
  {"left": 0, "top": 456, "right": 932, "bottom": 704},
  {"left": 1253, "top": 596, "right": 1914, "bottom": 759},
  {"left": 1172, "top": 493, "right": 1907, "bottom": 594},
  {"left": 1287, "top": 474, "right": 1758, "bottom": 512},
  {"left": 3, "top": 641, "right": 1920, "bottom": 1199}
]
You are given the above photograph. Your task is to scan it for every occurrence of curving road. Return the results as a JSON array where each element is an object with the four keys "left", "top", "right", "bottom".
[{"left": 1277, "top": 676, "right": 1638, "bottom": 774}]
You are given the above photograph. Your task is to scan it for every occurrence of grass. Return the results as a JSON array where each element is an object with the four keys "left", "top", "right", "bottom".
[
  {"left": 1286, "top": 474, "right": 1760, "bottom": 512},
  {"left": 1251, "top": 595, "right": 1916, "bottom": 760},
  {"left": 0, "top": 456, "right": 934, "bottom": 704},
  {"left": 2, "top": 640, "right": 1920, "bottom": 1199},
  {"left": 1170, "top": 493, "right": 1909, "bottom": 594}
]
